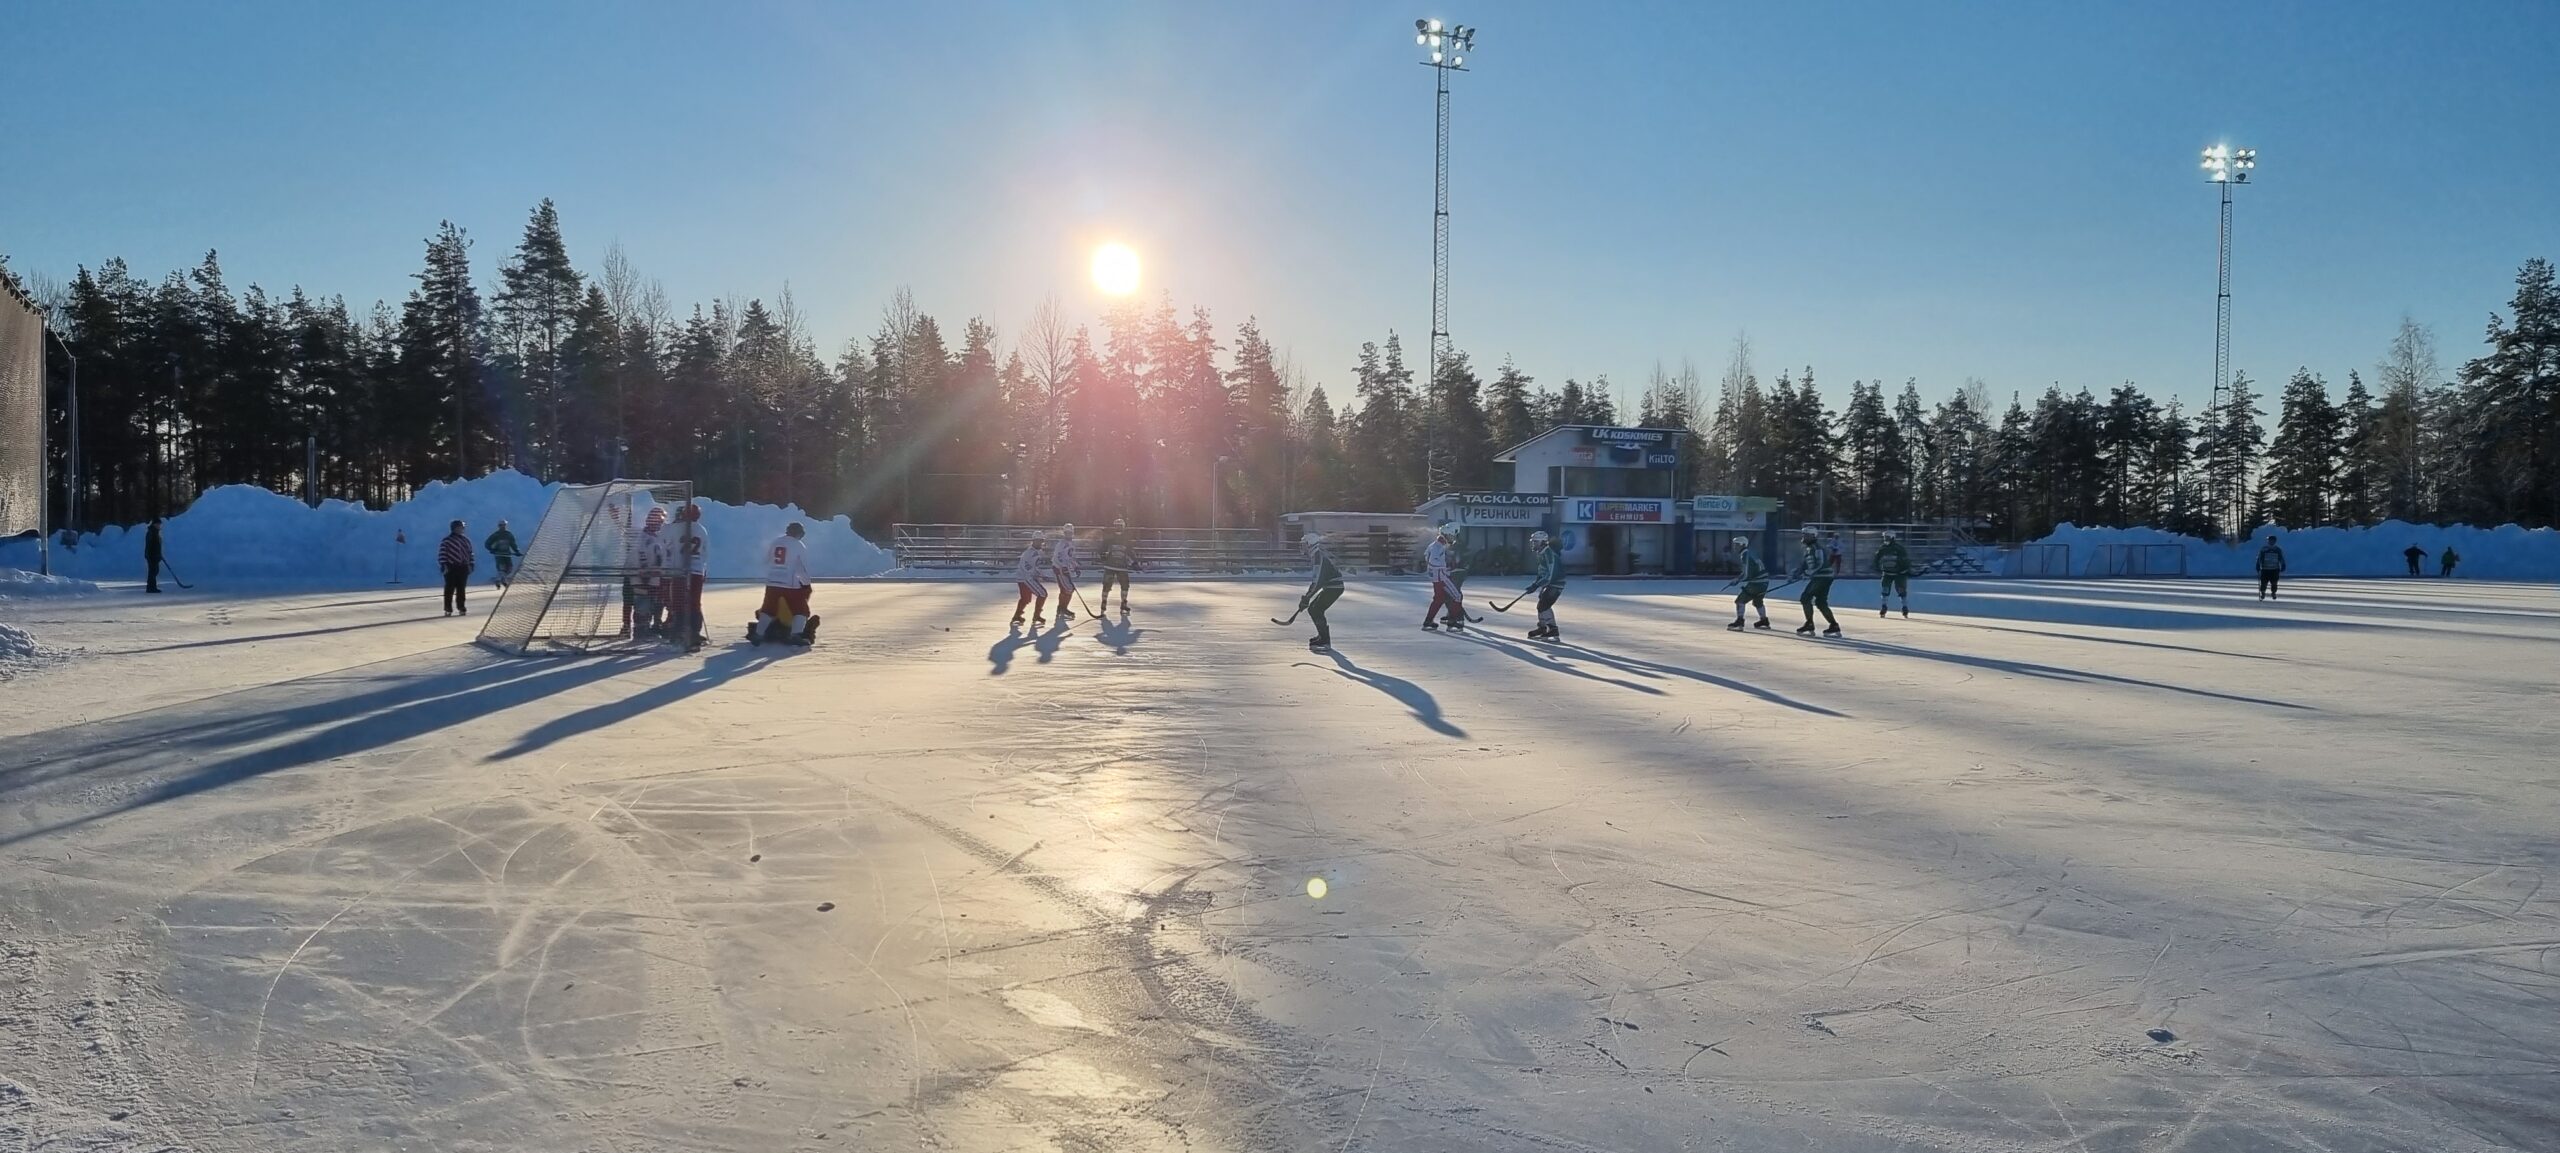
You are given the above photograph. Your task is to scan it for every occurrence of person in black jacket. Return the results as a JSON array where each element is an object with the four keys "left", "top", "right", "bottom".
[
  {"left": 2403, "top": 543, "right": 2425, "bottom": 577},
  {"left": 143, "top": 517, "right": 165, "bottom": 594},
  {"left": 2255, "top": 535, "right": 2287, "bottom": 600}
]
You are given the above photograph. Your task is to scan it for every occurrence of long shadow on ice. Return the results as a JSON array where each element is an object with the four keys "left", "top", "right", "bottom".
[
  {"left": 490, "top": 646, "right": 788, "bottom": 759},
  {"left": 0, "top": 648, "right": 665, "bottom": 848},
  {"left": 1545, "top": 642, "right": 1847, "bottom": 718},
  {"left": 1447, "top": 631, "right": 1664, "bottom": 696},
  {"left": 1304, "top": 650, "right": 1466, "bottom": 739},
  {"left": 1832, "top": 636, "right": 2315, "bottom": 711},
  {"left": 121, "top": 616, "right": 449, "bottom": 654}
]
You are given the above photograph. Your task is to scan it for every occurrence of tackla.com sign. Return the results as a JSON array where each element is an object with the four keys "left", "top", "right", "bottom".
[{"left": 1448, "top": 492, "right": 1550, "bottom": 527}]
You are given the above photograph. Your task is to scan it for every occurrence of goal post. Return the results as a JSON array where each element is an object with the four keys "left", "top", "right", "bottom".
[{"left": 477, "top": 478, "right": 694, "bottom": 656}]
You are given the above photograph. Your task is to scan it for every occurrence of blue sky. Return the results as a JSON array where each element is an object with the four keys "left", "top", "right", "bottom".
[{"left": 7, "top": 0, "right": 2555, "bottom": 413}]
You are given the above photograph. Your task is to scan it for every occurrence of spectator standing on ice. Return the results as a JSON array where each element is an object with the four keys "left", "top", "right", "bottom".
[
  {"left": 1011, "top": 536, "right": 1050, "bottom": 628},
  {"left": 1875, "top": 530, "right": 1913, "bottom": 618},
  {"left": 2440, "top": 546, "right": 2459, "bottom": 578},
  {"left": 437, "top": 519, "right": 475, "bottom": 616},
  {"left": 673, "top": 503, "right": 709, "bottom": 652},
  {"left": 143, "top": 517, "right": 165, "bottom": 594},
  {"left": 2255, "top": 535, "right": 2287, "bottom": 600},
  {"left": 1096, "top": 518, "right": 1137, "bottom": 616},
  {"left": 484, "top": 520, "right": 521, "bottom": 587},
  {"left": 752, "top": 522, "right": 816, "bottom": 645},
  {"left": 1727, "top": 536, "right": 1773, "bottom": 631},
  {"left": 1795, "top": 527, "right": 1841, "bottom": 637},
  {"left": 1048, "top": 524, "right": 1083, "bottom": 622},
  {"left": 1298, "top": 532, "right": 1345, "bottom": 652},
  {"left": 1421, "top": 524, "right": 1466, "bottom": 632},
  {"left": 2404, "top": 543, "right": 2426, "bottom": 576}
]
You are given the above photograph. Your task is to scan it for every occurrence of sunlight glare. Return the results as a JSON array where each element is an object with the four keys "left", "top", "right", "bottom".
[{"left": 1091, "top": 242, "right": 1141, "bottom": 296}]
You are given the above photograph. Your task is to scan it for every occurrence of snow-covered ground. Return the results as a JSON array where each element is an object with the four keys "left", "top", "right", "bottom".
[
  {"left": 2, "top": 575, "right": 2555, "bottom": 1152},
  {"left": 0, "top": 470, "right": 894, "bottom": 586}
]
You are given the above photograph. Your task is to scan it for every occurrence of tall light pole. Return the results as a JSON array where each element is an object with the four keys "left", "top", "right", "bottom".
[
  {"left": 1415, "top": 17, "right": 1476, "bottom": 502},
  {"left": 2201, "top": 142, "right": 2255, "bottom": 534}
]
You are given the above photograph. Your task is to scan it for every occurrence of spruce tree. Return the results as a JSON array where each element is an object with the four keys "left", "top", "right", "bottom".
[
  {"left": 2263, "top": 367, "right": 2341, "bottom": 527},
  {"left": 1485, "top": 357, "right": 1536, "bottom": 454},
  {"left": 2332, "top": 372, "right": 2380, "bottom": 525}
]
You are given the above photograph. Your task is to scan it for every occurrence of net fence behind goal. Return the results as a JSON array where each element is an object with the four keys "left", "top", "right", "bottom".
[
  {"left": 478, "top": 478, "right": 694, "bottom": 656},
  {"left": 0, "top": 279, "right": 43, "bottom": 549}
]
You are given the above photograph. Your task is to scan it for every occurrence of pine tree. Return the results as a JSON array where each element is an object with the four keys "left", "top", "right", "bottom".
[
  {"left": 2202, "top": 371, "right": 2266, "bottom": 536},
  {"left": 492, "top": 199, "right": 583, "bottom": 477},
  {"left": 1432, "top": 350, "right": 1493, "bottom": 492},
  {"left": 2097, "top": 383, "right": 2158, "bottom": 526},
  {"left": 2263, "top": 367, "right": 2341, "bottom": 527},
  {"left": 2454, "top": 258, "right": 2560, "bottom": 526},
  {"left": 396, "top": 221, "right": 490, "bottom": 483},
  {"left": 1229, "top": 318, "right": 1288, "bottom": 524},
  {"left": 2331, "top": 371, "right": 2380, "bottom": 525},
  {"left": 1485, "top": 357, "right": 1536, "bottom": 454}
]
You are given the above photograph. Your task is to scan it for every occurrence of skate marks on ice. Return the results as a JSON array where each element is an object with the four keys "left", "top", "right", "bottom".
[{"left": 0, "top": 647, "right": 675, "bottom": 848}]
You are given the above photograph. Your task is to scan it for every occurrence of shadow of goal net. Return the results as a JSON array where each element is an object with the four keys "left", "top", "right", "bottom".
[{"left": 478, "top": 479, "right": 695, "bottom": 656}]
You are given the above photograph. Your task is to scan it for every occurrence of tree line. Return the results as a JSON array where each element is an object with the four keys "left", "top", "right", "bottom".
[{"left": 4, "top": 203, "right": 2554, "bottom": 539}]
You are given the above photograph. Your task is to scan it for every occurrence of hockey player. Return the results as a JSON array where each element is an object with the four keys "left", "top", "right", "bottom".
[
  {"left": 634, "top": 507, "right": 672, "bottom": 636},
  {"left": 1523, "top": 530, "right": 1565, "bottom": 640},
  {"left": 1726, "top": 536, "right": 1772, "bottom": 631},
  {"left": 673, "top": 503, "right": 709, "bottom": 652},
  {"left": 1421, "top": 524, "right": 1466, "bottom": 632},
  {"left": 1049, "top": 523, "right": 1083, "bottom": 621},
  {"left": 750, "top": 522, "right": 818, "bottom": 646},
  {"left": 143, "top": 517, "right": 165, "bottom": 593},
  {"left": 1011, "top": 536, "right": 1050, "bottom": 628},
  {"left": 438, "top": 519, "right": 475, "bottom": 617},
  {"left": 1096, "top": 518, "right": 1137, "bottom": 616},
  {"left": 2404, "top": 543, "right": 2425, "bottom": 577},
  {"left": 484, "top": 520, "right": 521, "bottom": 588},
  {"left": 1298, "top": 532, "right": 1345, "bottom": 651},
  {"left": 1794, "top": 526, "right": 1840, "bottom": 637},
  {"left": 2255, "top": 534, "right": 2287, "bottom": 600},
  {"left": 2439, "top": 545, "right": 2459, "bottom": 578},
  {"left": 1875, "top": 530, "right": 1913, "bottom": 617}
]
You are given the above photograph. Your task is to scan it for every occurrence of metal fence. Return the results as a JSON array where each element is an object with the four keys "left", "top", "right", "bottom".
[
  {"left": 0, "top": 278, "right": 43, "bottom": 556},
  {"left": 890, "top": 523, "right": 1415, "bottom": 575}
]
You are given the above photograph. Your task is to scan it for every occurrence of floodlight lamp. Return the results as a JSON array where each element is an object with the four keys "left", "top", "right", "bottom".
[
  {"left": 1429, "top": 18, "right": 1442, "bottom": 31},
  {"left": 1416, "top": 18, "right": 1428, "bottom": 31},
  {"left": 1452, "top": 54, "right": 1463, "bottom": 65},
  {"left": 1417, "top": 33, "right": 1427, "bottom": 44},
  {"left": 1431, "top": 50, "right": 1443, "bottom": 62}
]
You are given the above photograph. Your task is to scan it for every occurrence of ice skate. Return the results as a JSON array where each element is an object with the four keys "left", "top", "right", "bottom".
[
  {"left": 1823, "top": 624, "right": 1842, "bottom": 638},
  {"left": 1753, "top": 618, "right": 1772, "bottom": 629},
  {"left": 1796, "top": 622, "right": 1816, "bottom": 635},
  {"left": 1727, "top": 619, "right": 1745, "bottom": 631}
]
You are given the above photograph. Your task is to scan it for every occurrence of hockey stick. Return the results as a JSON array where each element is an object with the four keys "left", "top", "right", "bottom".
[
  {"left": 1488, "top": 583, "right": 1541, "bottom": 614},
  {"left": 161, "top": 561, "right": 194, "bottom": 590},
  {"left": 1270, "top": 607, "right": 1304, "bottom": 626}
]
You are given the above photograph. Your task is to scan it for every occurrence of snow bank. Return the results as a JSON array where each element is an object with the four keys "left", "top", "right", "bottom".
[
  {"left": 0, "top": 471, "right": 892, "bottom": 587},
  {"left": 2033, "top": 521, "right": 2559, "bottom": 580},
  {"left": 0, "top": 569, "right": 98, "bottom": 600}
]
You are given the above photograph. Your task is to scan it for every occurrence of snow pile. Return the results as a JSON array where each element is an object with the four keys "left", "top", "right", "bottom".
[
  {"left": 2033, "top": 521, "right": 2559, "bottom": 580},
  {"left": 0, "top": 569, "right": 99, "bottom": 600},
  {"left": 0, "top": 471, "right": 893, "bottom": 587},
  {"left": 0, "top": 621, "right": 41, "bottom": 675}
]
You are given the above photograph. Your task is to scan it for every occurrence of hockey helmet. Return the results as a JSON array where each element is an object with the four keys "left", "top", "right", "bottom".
[
  {"left": 1881, "top": 530, "right": 1897, "bottom": 541},
  {"left": 1529, "top": 530, "right": 1551, "bottom": 547},
  {"left": 1800, "top": 526, "right": 1819, "bottom": 540},
  {"left": 785, "top": 522, "right": 805, "bottom": 538},
  {"left": 1731, "top": 535, "right": 1749, "bottom": 549},
  {"left": 1061, "top": 523, "right": 1076, "bottom": 534},
  {"left": 644, "top": 506, "right": 667, "bottom": 529},
  {"left": 1436, "top": 523, "right": 1458, "bottom": 539},
  {"left": 1301, "top": 531, "right": 1326, "bottom": 551}
]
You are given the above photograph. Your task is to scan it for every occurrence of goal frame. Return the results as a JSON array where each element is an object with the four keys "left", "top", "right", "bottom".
[{"left": 476, "top": 478, "right": 695, "bottom": 656}]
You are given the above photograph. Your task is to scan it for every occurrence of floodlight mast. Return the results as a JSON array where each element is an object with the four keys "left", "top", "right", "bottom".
[
  {"left": 1413, "top": 18, "right": 1476, "bottom": 500},
  {"left": 2200, "top": 143, "right": 2257, "bottom": 534}
]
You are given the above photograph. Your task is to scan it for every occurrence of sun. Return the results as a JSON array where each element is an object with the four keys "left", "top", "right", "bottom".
[{"left": 1091, "top": 242, "right": 1141, "bottom": 297}]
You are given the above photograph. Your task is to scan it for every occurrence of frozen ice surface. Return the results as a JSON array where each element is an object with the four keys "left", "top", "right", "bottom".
[{"left": 1, "top": 575, "right": 2555, "bottom": 1152}]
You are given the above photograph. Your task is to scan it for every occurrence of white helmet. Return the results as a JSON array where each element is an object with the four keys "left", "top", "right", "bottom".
[
  {"left": 1529, "top": 530, "right": 1551, "bottom": 547},
  {"left": 1437, "top": 524, "right": 1458, "bottom": 539},
  {"left": 1061, "top": 523, "right": 1076, "bottom": 534},
  {"left": 1731, "top": 535, "right": 1749, "bottom": 549},
  {"left": 1882, "top": 530, "right": 1898, "bottom": 542},
  {"left": 1301, "top": 532, "right": 1326, "bottom": 551}
]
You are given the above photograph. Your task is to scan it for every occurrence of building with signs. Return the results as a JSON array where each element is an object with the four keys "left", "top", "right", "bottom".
[
  {"left": 1689, "top": 494, "right": 1782, "bottom": 574},
  {"left": 1412, "top": 425, "right": 1688, "bottom": 575}
]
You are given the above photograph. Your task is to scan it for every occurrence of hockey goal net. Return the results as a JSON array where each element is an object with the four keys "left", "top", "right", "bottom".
[
  {"left": 2083, "top": 542, "right": 2188, "bottom": 577},
  {"left": 478, "top": 479, "right": 694, "bottom": 656}
]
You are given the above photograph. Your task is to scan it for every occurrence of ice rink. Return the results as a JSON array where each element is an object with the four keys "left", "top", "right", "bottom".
[{"left": 2, "top": 574, "right": 2555, "bottom": 1152}]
